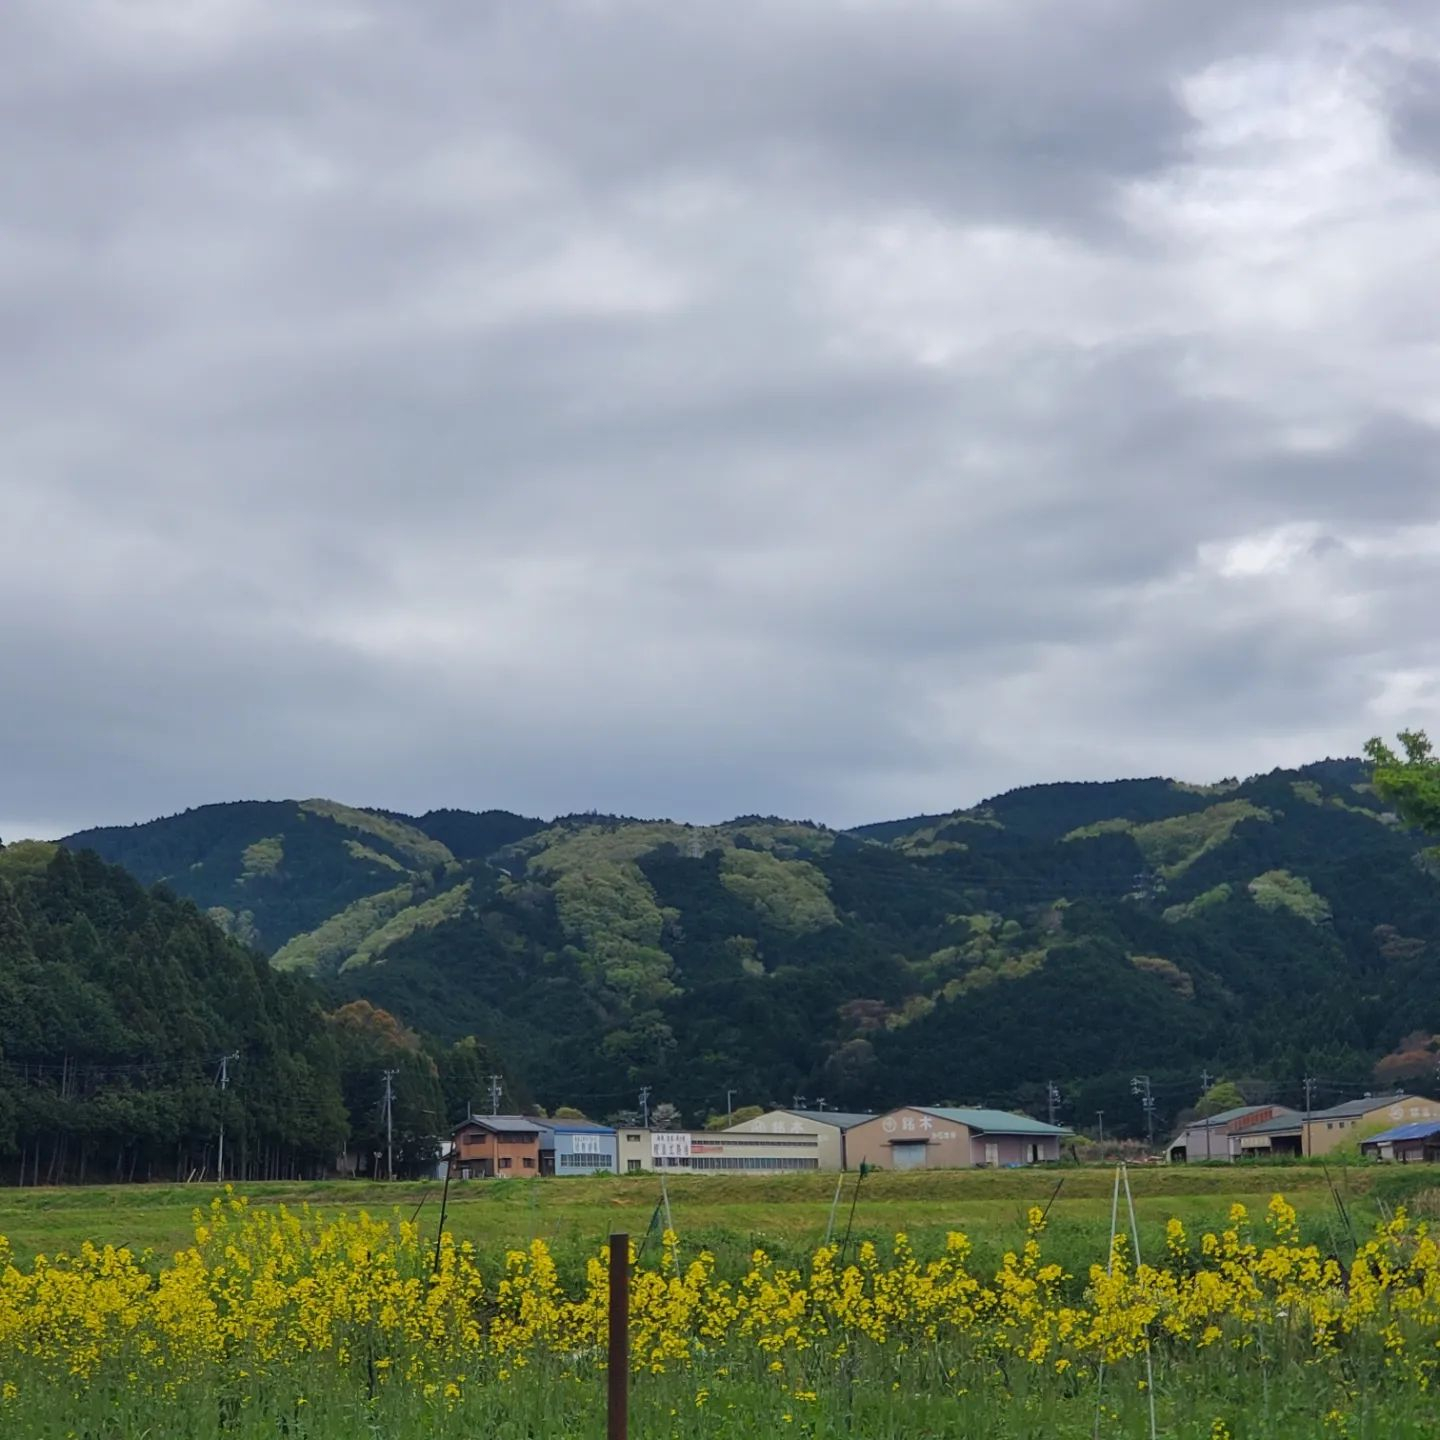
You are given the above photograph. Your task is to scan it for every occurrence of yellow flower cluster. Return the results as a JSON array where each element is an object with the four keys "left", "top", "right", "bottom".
[{"left": 1, "top": 1189, "right": 1438, "bottom": 1404}]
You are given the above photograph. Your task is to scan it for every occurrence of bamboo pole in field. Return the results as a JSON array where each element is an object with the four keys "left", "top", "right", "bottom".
[{"left": 608, "top": 1233, "right": 629, "bottom": 1440}]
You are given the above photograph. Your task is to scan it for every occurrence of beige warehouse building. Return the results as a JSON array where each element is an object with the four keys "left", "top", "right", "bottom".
[
  {"left": 724, "top": 1109, "right": 874, "bottom": 1170},
  {"left": 1239, "top": 1093, "right": 1440, "bottom": 1158},
  {"left": 614, "top": 1126, "right": 823, "bottom": 1173},
  {"left": 847, "top": 1107, "right": 1069, "bottom": 1170}
]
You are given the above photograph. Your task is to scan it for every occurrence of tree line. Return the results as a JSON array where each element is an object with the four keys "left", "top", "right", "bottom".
[{"left": 0, "top": 844, "right": 510, "bottom": 1184}]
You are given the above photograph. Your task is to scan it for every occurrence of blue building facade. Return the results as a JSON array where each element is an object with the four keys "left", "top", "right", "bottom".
[{"left": 534, "top": 1119, "right": 618, "bottom": 1175}]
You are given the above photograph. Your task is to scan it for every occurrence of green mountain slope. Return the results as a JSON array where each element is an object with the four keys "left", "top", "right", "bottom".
[
  {"left": 64, "top": 800, "right": 542, "bottom": 954},
  {"left": 56, "top": 760, "right": 1440, "bottom": 1138}
]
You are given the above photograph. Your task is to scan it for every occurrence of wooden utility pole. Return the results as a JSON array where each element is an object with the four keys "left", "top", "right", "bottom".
[{"left": 608, "top": 1233, "right": 629, "bottom": 1440}]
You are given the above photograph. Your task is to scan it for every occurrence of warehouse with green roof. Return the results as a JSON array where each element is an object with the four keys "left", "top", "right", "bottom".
[{"left": 847, "top": 1105, "right": 1071, "bottom": 1170}]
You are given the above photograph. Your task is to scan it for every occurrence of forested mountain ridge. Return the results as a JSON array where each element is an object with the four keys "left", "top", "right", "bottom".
[
  {"left": 64, "top": 800, "right": 544, "bottom": 956},
  {"left": 49, "top": 758, "right": 1440, "bottom": 1140}
]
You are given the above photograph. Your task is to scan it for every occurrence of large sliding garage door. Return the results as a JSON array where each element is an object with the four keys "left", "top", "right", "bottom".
[{"left": 892, "top": 1141, "right": 928, "bottom": 1171}]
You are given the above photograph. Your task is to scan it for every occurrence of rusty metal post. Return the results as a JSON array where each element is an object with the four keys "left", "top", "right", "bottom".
[{"left": 607, "top": 1233, "right": 629, "bottom": 1440}]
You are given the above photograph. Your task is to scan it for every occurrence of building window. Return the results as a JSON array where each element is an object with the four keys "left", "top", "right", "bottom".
[
  {"left": 499, "top": 1157, "right": 512, "bottom": 1169},
  {"left": 522, "top": 1157, "right": 534, "bottom": 1168},
  {"left": 687, "top": 1156, "right": 819, "bottom": 1171},
  {"left": 627, "top": 1160, "right": 642, "bottom": 1173},
  {"left": 560, "top": 1152, "right": 613, "bottom": 1170}
]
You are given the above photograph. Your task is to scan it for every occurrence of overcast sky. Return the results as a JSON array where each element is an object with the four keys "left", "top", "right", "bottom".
[{"left": 4, "top": 1, "right": 1440, "bottom": 839}]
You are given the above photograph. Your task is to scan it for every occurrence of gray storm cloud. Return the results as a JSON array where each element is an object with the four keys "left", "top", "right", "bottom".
[{"left": 2, "top": 0, "right": 1438, "bottom": 838}]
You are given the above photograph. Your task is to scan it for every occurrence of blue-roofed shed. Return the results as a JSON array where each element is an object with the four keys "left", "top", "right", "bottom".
[{"left": 1360, "top": 1120, "right": 1440, "bottom": 1163}]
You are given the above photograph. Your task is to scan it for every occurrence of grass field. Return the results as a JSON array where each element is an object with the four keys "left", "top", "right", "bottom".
[
  {"left": 4, "top": 1165, "right": 1440, "bottom": 1438},
  {"left": 0, "top": 1161, "right": 1429, "bottom": 1271}
]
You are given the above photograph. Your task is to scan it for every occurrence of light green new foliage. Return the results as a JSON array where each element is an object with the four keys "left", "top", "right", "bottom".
[
  {"left": 1170, "top": 778, "right": 1241, "bottom": 796},
  {"left": 343, "top": 839, "right": 408, "bottom": 873},
  {"left": 1161, "top": 883, "right": 1233, "bottom": 924},
  {"left": 1291, "top": 780, "right": 1324, "bottom": 805},
  {"left": 207, "top": 906, "right": 260, "bottom": 947},
  {"left": 1065, "top": 800, "right": 1271, "bottom": 878},
  {"left": 549, "top": 865, "right": 678, "bottom": 1006},
  {"left": 523, "top": 822, "right": 715, "bottom": 873},
  {"left": 272, "top": 885, "right": 416, "bottom": 971},
  {"left": 523, "top": 825, "right": 715, "bottom": 1009},
  {"left": 0, "top": 840, "right": 59, "bottom": 878},
  {"left": 299, "top": 799, "right": 453, "bottom": 870},
  {"left": 240, "top": 835, "right": 284, "bottom": 878},
  {"left": 719, "top": 849, "right": 838, "bottom": 935},
  {"left": 1367, "top": 729, "right": 1440, "bottom": 835},
  {"left": 894, "top": 833, "right": 968, "bottom": 857},
  {"left": 1326, "top": 794, "right": 1393, "bottom": 823},
  {"left": 516, "top": 821, "right": 840, "bottom": 1005},
  {"left": 1247, "top": 869, "right": 1331, "bottom": 924},
  {"left": 884, "top": 993, "right": 936, "bottom": 1028},
  {"left": 922, "top": 910, "right": 1057, "bottom": 998},
  {"left": 341, "top": 882, "right": 472, "bottom": 971},
  {"left": 941, "top": 949, "right": 1045, "bottom": 997},
  {"left": 729, "top": 821, "right": 839, "bottom": 857}
]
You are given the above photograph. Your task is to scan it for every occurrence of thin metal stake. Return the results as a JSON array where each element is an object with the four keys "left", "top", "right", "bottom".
[
  {"left": 1121, "top": 1164, "right": 1158, "bottom": 1440},
  {"left": 1093, "top": 1164, "right": 1123, "bottom": 1440},
  {"left": 837, "top": 1161, "right": 870, "bottom": 1270},
  {"left": 607, "top": 1233, "right": 629, "bottom": 1440}
]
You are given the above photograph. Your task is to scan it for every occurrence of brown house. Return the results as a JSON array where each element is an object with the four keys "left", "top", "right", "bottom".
[{"left": 451, "top": 1115, "right": 543, "bottom": 1178}]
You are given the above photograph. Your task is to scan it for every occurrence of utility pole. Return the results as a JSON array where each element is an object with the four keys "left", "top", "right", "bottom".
[
  {"left": 1096, "top": 1111, "right": 1104, "bottom": 1144},
  {"left": 1303, "top": 1075, "right": 1316, "bottom": 1158},
  {"left": 382, "top": 1069, "right": 398, "bottom": 1181},
  {"left": 793, "top": 1093, "right": 807, "bottom": 1111},
  {"left": 1131, "top": 1075, "right": 1155, "bottom": 1150},
  {"left": 726, "top": 1088, "right": 736, "bottom": 1126},
  {"left": 1200, "top": 1069, "right": 1213, "bottom": 1094},
  {"left": 487, "top": 1074, "right": 503, "bottom": 1117},
  {"left": 638, "top": 1085, "right": 651, "bottom": 1130},
  {"left": 814, "top": 1097, "right": 827, "bottom": 1113},
  {"left": 1046, "top": 1081, "right": 1061, "bottom": 1127},
  {"left": 215, "top": 1051, "right": 240, "bottom": 1183}
]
